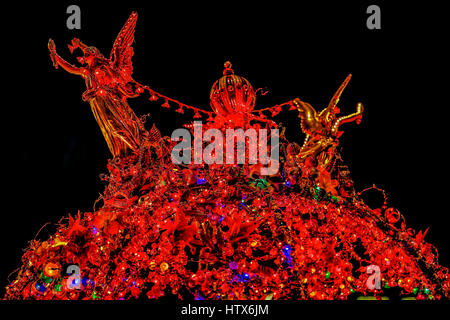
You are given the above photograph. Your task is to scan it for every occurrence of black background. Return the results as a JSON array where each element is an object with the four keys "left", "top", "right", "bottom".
[{"left": 2, "top": 0, "right": 450, "bottom": 299}]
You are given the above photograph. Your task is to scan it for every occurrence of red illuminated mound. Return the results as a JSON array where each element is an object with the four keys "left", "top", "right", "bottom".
[{"left": 3, "top": 124, "right": 449, "bottom": 300}]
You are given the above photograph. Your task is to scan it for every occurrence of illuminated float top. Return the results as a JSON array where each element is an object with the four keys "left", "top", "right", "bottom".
[{"left": 3, "top": 11, "right": 448, "bottom": 301}]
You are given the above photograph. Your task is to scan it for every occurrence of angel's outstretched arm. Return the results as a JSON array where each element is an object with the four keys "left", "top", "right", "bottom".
[
  {"left": 48, "top": 39, "right": 84, "bottom": 76},
  {"left": 330, "top": 103, "right": 364, "bottom": 135}
]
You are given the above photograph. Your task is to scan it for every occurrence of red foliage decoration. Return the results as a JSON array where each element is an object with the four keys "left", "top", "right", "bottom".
[{"left": 4, "top": 12, "right": 449, "bottom": 300}]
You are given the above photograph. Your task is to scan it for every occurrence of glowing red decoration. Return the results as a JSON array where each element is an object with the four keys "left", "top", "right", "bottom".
[
  {"left": 48, "top": 12, "right": 145, "bottom": 158},
  {"left": 3, "top": 12, "right": 449, "bottom": 301},
  {"left": 209, "top": 61, "right": 257, "bottom": 128},
  {"left": 210, "top": 61, "right": 256, "bottom": 115}
]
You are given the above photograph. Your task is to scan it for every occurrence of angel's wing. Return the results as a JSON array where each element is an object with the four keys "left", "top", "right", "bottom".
[
  {"left": 110, "top": 12, "right": 138, "bottom": 81},
  {"left": 326, "top": 74, "right": 352, "bottom": 112}
]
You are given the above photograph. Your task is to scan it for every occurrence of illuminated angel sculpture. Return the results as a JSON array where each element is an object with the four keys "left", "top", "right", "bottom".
[
  {"left": 48, "top": 12, "right": 145, "bottom": 157},
  {"left": 293, "top": 74, "right": 364, "bottom": 170}
]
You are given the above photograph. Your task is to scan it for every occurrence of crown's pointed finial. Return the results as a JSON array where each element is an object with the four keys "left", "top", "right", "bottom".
[{"left": 223, "top": 61, "right": 234, "bottom": 75}]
